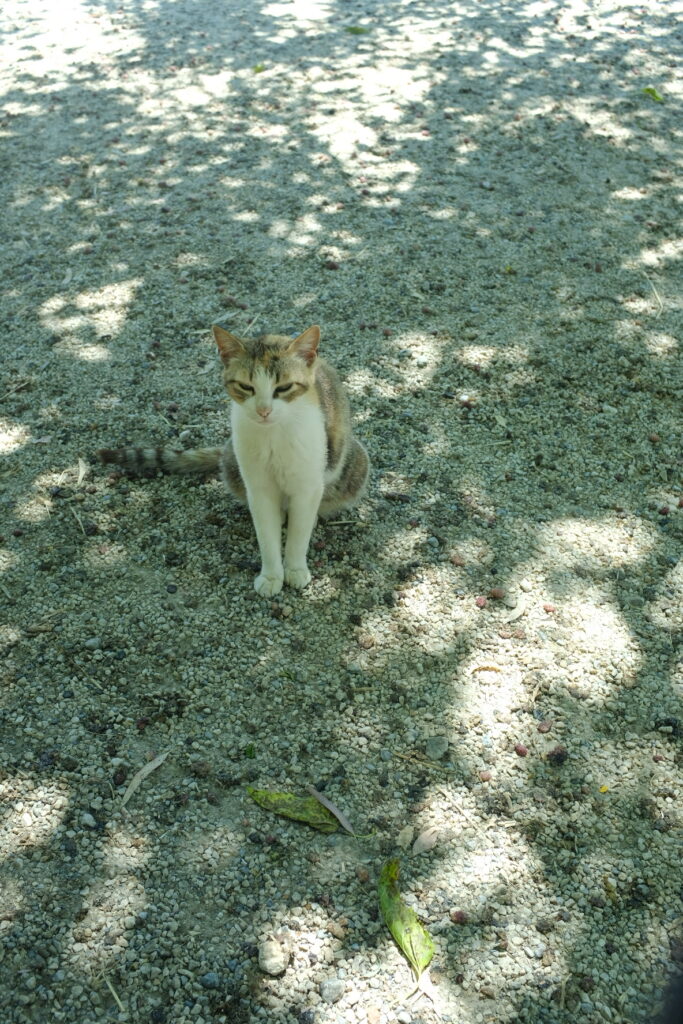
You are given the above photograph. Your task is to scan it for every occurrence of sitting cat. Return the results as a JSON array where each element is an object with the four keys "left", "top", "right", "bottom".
[{"left": 99, "top": 324, "right": 369, "bottom": 596}]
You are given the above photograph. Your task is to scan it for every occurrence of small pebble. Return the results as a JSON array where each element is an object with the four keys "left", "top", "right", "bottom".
[
  {"left": 450, "top": 909, "right": 469, "bottom": 925},
  {"left": 514, "top": 743, "right": 529, "bottom": 757},
  {"left": 425, "top": 735, "right": 449, "bottom": 760},
  {"left": 200, "top": 971, "right": 220, "bottom": 990},
  {"left": 320, "top": 977, "right": 345, "bottom": 1004},
  {"left": 258, "top": 939, "right": 287, "bottom": 976}
]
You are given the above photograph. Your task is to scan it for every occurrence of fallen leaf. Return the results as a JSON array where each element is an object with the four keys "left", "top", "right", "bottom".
[
  {"left": 305, "top": 784, "right": 356, "bottom": 834},
  {"left": 247, "top": 787, "right": 338, "bottom": 833},
  {"left": 412, "top": 827, "right": 439, "bottom": 856},
  {"left": 345, "top": 25, "right": 370, "bottom": 34},
  {"left": 378, "top": 859, "right": 434, "bottom": 980},
  {"left": 396, "top": 825, "right": 414, "bottom": 850},
  {"left": 121, "top": 750, "right": 170, "bottom": 807},
  {"left": 642, "top": 86, "right": 664, "bottom": 102},
  {"left": 77, "top": 458, "right": 88, "bottom": 486},
  {"left": 506, "top": 595, "right": 526, "bottom": 622}
]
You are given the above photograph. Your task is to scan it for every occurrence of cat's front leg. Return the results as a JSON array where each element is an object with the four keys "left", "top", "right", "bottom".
[
  {"left": 284, "top": 489, "right": 323, "bottom": 589},
  {"left": 247, "top": 484, "right": 285, "bottom": 596}
]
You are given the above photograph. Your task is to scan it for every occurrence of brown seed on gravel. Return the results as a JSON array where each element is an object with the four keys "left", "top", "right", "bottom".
[
  {"left": 537, "top": 720, "right": 552, "bottom": 734},
  {"left": 489, "top": 587, "right": 506, "bottom": 600},
  {"left": 323, "top": 260, "right": 339, "bottom": 270},
  {"left": 678, "top": 497, "right": 683, "bottom": 508},
  {"left": 547, "top": 745, "right": 569, "bottom": 765},
  {"left": 659, "top": 506, "right": 669, "bottom": 516},
  {"left": 475, "top": 596, "right": 487, "bottom": 608},
  {"left": 356, "top": 867, "right": 370, "bottom": 883},
  {"left": 450, "top": 909, "right": 469, "bottom": 924},
  {"left": 382, "top": 328, "right": 392, "bottom": 336},
  {"left": 648, "top": 433, "right": 661, "bottom": 443},
  {"left": 327, "top": 920, "right": 346, "bottom": 939},
  {"left": 514, "top": 743, "right": 528, "bottom": 757},
  {"left": 450, "top": 552, "right": 465, "bottom": 566},
  {"left": 543, "top": 603, "right": 556, "bottom": 613},
  {"left": 478, "top": 770, "right": 492, "bottom": 782}
]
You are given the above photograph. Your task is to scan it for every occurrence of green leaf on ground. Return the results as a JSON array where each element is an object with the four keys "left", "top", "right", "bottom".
[
  {"left": 252, "top": 63, "right": 266, "bottom": 74},
  {"left": 378, "top": 859, "right": 434, "bottom": 979},
  {"left": 345, "top": 26, "right": 370, "bottom": 35},
  {"left": 642, "top": 86, "right": 664, "bottom": 102},
  {"left": 247, "top": 787, "right": 339, "bottom": 833}
]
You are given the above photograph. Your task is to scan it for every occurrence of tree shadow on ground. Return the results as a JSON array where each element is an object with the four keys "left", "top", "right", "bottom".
[{"left": 1, "top": 0, "right": 681, "bottom": 1021}]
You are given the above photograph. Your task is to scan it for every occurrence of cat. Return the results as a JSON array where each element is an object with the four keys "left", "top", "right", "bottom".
[{"left": 99, "top": 324, "right": 369, "bottom": 597}]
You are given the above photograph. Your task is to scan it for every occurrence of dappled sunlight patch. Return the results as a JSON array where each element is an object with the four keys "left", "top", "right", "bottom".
[
  {"left": 0, "top": 779, "right": 69, "bottom": 857},
  {"left": 634, "top": 237, "right": 683, "bottom": 271},
  {"left": 40, "top": 279, "right": 142, "bottom": 340},
  {"left": 0, "top": 420, "right": 31, "bottom": 455},
  {"left": 564, "top": 96, "right": 633, "bottom": 143},
  {"left": 65, "top": 874, "right": 147, "bottom": 975},
  {"left": 60, "top": 341, "right": 111, "bottom": 362},
  {"left": 179, "top": 825, "right": 241, "bottom": 872},
  {"left": 13, "top": 490, "right": 54, "bottom": 524},
  {"left": 457, "top": 345, "right": 501, "bottom": 369},
  {"left": 0, "top": 624, "right": 21, "bottom": 651},
  {"left": 644, "top": 332, "right": 678, "bottom": 358},
  {"left": 102, "top": 827, "right": 152, "bottom": 878},
  {"left": 460, "top": 662, "right": 526, "bottom": 726},
  {"left": 569, "top": 595, "right": 640, "bottom": 666},
  {"left": 389, "top": 563, "right": 465, "bottom": 657},
  {"left": 536, "top": 516, "right": 657, "bottom": 570},
  {"left": 645, "top": 560, "right": 682, "bottom": 633}
]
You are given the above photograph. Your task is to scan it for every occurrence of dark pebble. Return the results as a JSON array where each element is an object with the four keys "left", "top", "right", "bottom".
[{"left": 199, "top": 972, "right": 220, "bottom": 990}]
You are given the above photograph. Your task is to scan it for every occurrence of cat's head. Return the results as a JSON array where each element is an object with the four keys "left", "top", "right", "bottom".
[{"left": 212, "top": 324, "right": 320, "bottom": 425}]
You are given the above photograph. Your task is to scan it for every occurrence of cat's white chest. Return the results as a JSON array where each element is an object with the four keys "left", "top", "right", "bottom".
[{"left": 232, "top": 402, "right": 326, "bottom": 495}]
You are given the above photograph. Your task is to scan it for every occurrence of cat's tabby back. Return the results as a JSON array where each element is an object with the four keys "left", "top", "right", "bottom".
[{"left": 99, "top": 325, "right": 369, "bottom": 596}]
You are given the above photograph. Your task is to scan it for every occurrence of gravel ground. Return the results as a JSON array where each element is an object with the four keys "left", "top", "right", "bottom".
[{"left": 1, "top": 1, "right": 682, "bottom": 1022}]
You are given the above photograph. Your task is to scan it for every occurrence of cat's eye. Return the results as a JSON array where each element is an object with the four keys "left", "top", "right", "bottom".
[
  {"left": 235, "top": 382, "right": 254, "bottom": 394},
  {"left": 274, "top": 383, "right": 293, "bottom": 395}
]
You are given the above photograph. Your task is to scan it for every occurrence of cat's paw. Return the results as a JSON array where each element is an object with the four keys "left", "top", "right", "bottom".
[
  {"left": 284, "top": 566, "right": 312, "bottom": 590},
  {"left": 254, "top": 573, "right": 284, "bottom": 597}
]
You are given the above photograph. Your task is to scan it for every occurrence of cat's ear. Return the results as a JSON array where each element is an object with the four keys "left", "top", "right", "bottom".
[
  {"left": 213, "top": 325, "right": 244, "bottom": 364},
  {"left": 287, "top": 325, "right": 320, "bottom": 366}
]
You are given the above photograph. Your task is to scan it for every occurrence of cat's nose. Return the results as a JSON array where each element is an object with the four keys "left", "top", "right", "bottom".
[{"left": 256, "top": 405, "right": 272, "bottom": 420}]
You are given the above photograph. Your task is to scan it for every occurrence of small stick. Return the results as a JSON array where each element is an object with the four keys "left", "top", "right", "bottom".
[
  {"left": 327, "top": 520, "right": 369, "bottom": 527},
  {"left": 559, "top": 977, "right": 567, "bottom": 1009},
  {"left": 68, "top": 505, "right": 86, "bottom": 536},
  {"left": 0, "top": 380, "right": 30, "bottom": 402},
  {"left": 104, "top": 977, "right": 125, "bottom": 1013},
  {"left": 643, "top": 271, "right": 663, "bottom": 316}
]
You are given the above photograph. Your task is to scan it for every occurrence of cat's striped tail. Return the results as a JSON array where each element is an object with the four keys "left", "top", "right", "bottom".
[{"left": 98, "top": 446, "right": 223, "bottom": 475}]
